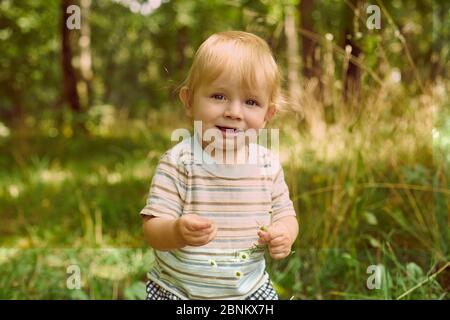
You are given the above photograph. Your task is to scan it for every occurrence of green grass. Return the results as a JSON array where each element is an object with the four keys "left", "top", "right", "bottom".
[
  {"left": 0, "top": 80, "right": 448, "bottom": 300},
  {"left": 0, "top": 248, "right": 153, "bottom": 300},
  {"left": 1, "top": 0, "right": 448, "bottom": 301}
]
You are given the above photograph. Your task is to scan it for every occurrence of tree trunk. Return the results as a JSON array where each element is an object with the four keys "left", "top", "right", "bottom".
[
  {"left": 284, "top": 5, "right": 301, "bottom": 110},
  {"left": 299, "top": 0, "right": 320, "bottom": 79},
  {"left": 61, "top": 0, "right": 81, "bottom": 113},
  {"left": 292, "top": 2, "right": 326, "bottom": 139},
  {"left": 343, "top": 0, "right": 362, "bottom": 102},
  {"left": 430, "top": 2, "right": 446, "bottom": 80},
  {"left": 177, "top": 26, "right": 188, "bottom": 71},
  {"left": 80, "top": 0, "right": 93, "bottom": 108}
]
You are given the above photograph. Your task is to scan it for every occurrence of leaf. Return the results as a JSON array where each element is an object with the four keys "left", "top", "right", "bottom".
[
  {"left": 406, "top": 262, "right": 423, "bottom": 281},
  {"left": 368, "top": 236, "right": 381, "bottom": 248},
  {"left": 364, "top": 211, "right": 378, "bottom": 226},
  {"left": 69, "top": 289, "right": 89, "bottom": 300},
  {"left": 124, "top": 281, "right": 147, "bottom": 300}
]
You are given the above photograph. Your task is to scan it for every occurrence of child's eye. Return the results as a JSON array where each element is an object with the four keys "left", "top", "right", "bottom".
[
  {"left": 211, "top": 94, "right": 225, "bottom": 100},
  {"left": 246, "top": 99, "right": 259, "bottom": 107}
]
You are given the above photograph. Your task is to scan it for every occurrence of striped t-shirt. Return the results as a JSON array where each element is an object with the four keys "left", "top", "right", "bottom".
[{"left": 140, "top": 134, "right": 296, "bottom": 299}]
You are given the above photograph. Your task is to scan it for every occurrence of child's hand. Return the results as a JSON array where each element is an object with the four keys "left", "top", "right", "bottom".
[
  {"left": 176, "top": 214, "right": 217, "bottom": 247},
  {"left": 257, "top": 221, "right": 293, "bottom": 260}
]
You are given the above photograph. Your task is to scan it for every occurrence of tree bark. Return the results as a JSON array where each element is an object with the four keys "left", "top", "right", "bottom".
[
  {"left": 284, "top": 5, "right": 301, "bottom": 110},
  {"left": 293, "top": 2, "right": 326, "bottom": 139},
  {"left": 61, "top": 0, "right": 81, "bottom": 112},
  {"left": 343, "top": 0, "right": 362, "bottom": 102},
  {"left": 177, "top": 26, "right": 188, "bottom": 71},
  {"left": 299, "top": 0, "right": 320, "bottom": 79},
  {"left": 80, "top": 0, "right": 93, "bottom": 108}
]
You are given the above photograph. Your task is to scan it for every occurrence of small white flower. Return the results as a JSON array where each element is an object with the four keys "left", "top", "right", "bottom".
[
  {"left": 390, "top": 68, "right": 401, "bottom": 83},
  {"left": 8, "top": 185, "right": 19, "bottom": 198},
  {"left": 325, "top": 33, "right": 334, "bottom": 41},
  {"left": 345, "top": 45, "right": 352, "bottom": 54},
  {"left": 106, "top": 172, "right": 122, "bottom": 185},
  {"left": 0, "top": 122, "right": 10, "bottom": 138},
  {"left": 394, "top": 30, "right": 402, "bottom": 39},
  {"left": 208, "top": 259, "right": 217, "bottom": 268},
  {"left": 432, "top": 128, "right": 439, "bottom": 140},
  {"left": 239, "top": 252, "right": 249, "bottom": 261}
]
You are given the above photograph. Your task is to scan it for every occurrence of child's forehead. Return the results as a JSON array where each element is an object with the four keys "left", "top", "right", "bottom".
[{"left": 203, "top": 70, "right": 269, "bottom": 96}]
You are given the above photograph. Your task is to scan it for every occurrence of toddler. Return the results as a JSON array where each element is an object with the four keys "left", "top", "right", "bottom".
[{"left": 141, "top": 31, "right": 298, "bottom": 300}]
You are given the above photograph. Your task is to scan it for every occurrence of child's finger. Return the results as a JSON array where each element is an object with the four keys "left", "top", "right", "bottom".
[
  {"left": 191, "top": 226, "right": 217, "bottom": 246},
  {"left": 189, "top": 234, "right": 210, "bottom": 246},
  {"left": 200, "top": 224, "right": 216, "bottom": 236},
  {"left": 266, "top": 226, "right": 285, "bottom": 239},
  {"left": 206, "top": 225, "right": 217, "bottom": 243},
  {"left": 269, "top": 236, "right": 286, "bottom": 246},
  {"left": 258, "top": 237, "right": 266, "bottom": 245},
  {"left": 257, "top": 230, "right": 271, "bottom": 244},
  {"left": 270, "top": 250, "right": 289, "bottom": 260},
  {"left": 269, "top": 245, "right": 287, "bottom": 255},
  {"left": 186, "top": 218, "right": 212, "bottom": 231},
  {"left": 187, "top": 225, "right": 215, "bottom": 237}
]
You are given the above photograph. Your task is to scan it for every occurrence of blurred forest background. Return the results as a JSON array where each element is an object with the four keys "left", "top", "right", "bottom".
[{"left": 0, "top": 0, "right": 449, "bottom": 299}]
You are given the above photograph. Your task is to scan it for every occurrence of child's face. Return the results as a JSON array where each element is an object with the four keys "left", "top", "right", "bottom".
[{"left": 181, "top": 72, "right": 276, "bottom": 150}]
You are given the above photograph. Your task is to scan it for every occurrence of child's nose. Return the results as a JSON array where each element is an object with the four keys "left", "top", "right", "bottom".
[{"left": 223, "top": 100, "right": 243, "bottom": 120}]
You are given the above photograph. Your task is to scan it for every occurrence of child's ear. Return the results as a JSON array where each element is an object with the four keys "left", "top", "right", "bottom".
[
  {"left": 179, "top": 86, "right": 193, "bottom": 117},
  {"left": 264, "top": 103, "right": 277, "bottom": 124}
]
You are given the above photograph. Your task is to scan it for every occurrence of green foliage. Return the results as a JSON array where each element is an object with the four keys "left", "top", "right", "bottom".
[
  {"left": 0, "top": 248, "right": 153, "bottom": 299},
  {"left": 0, "top": 0, "right": 61, "bottom": 115},
  {"left": 0, "top": 0, "right": 448, "bottom": 300}
]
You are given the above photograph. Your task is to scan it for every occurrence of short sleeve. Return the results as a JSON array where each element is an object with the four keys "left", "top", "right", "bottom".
[
  {"left": 140, "top": 152, "right": 186, "bottom": 220},
  {"left": 271, "top": 164, "right": 296, "bottom": 223}
]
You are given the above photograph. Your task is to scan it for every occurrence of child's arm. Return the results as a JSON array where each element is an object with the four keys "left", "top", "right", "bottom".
[
  {"left": 142, "top": 214, "right": 217, "bottom": 251},
  {"left": 257, "top": 215, "right": 298, "bottom": 260}
]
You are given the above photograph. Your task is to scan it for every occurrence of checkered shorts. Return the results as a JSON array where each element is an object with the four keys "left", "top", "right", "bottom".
[{"left": 146, "top": 279, "right": 278, "bottom": 300}]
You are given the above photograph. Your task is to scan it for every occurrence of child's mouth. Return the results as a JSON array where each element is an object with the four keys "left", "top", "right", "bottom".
[{"left": 215, "top": 126, "right": 243, "bottom": 134}]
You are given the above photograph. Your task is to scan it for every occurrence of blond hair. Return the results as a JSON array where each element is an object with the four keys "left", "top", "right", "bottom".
[{"left": 181, "top": 31, "right": 284, "bottom": 110}]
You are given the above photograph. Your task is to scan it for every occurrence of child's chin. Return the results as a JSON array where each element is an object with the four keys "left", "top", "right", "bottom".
[{"left": 210, "top": 139, "right": 246, "bottom": 151}]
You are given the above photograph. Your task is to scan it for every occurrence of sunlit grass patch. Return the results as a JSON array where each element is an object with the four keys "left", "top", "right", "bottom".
[{"left": 0, "top": 248, "right": 153, "bottom": 300}]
